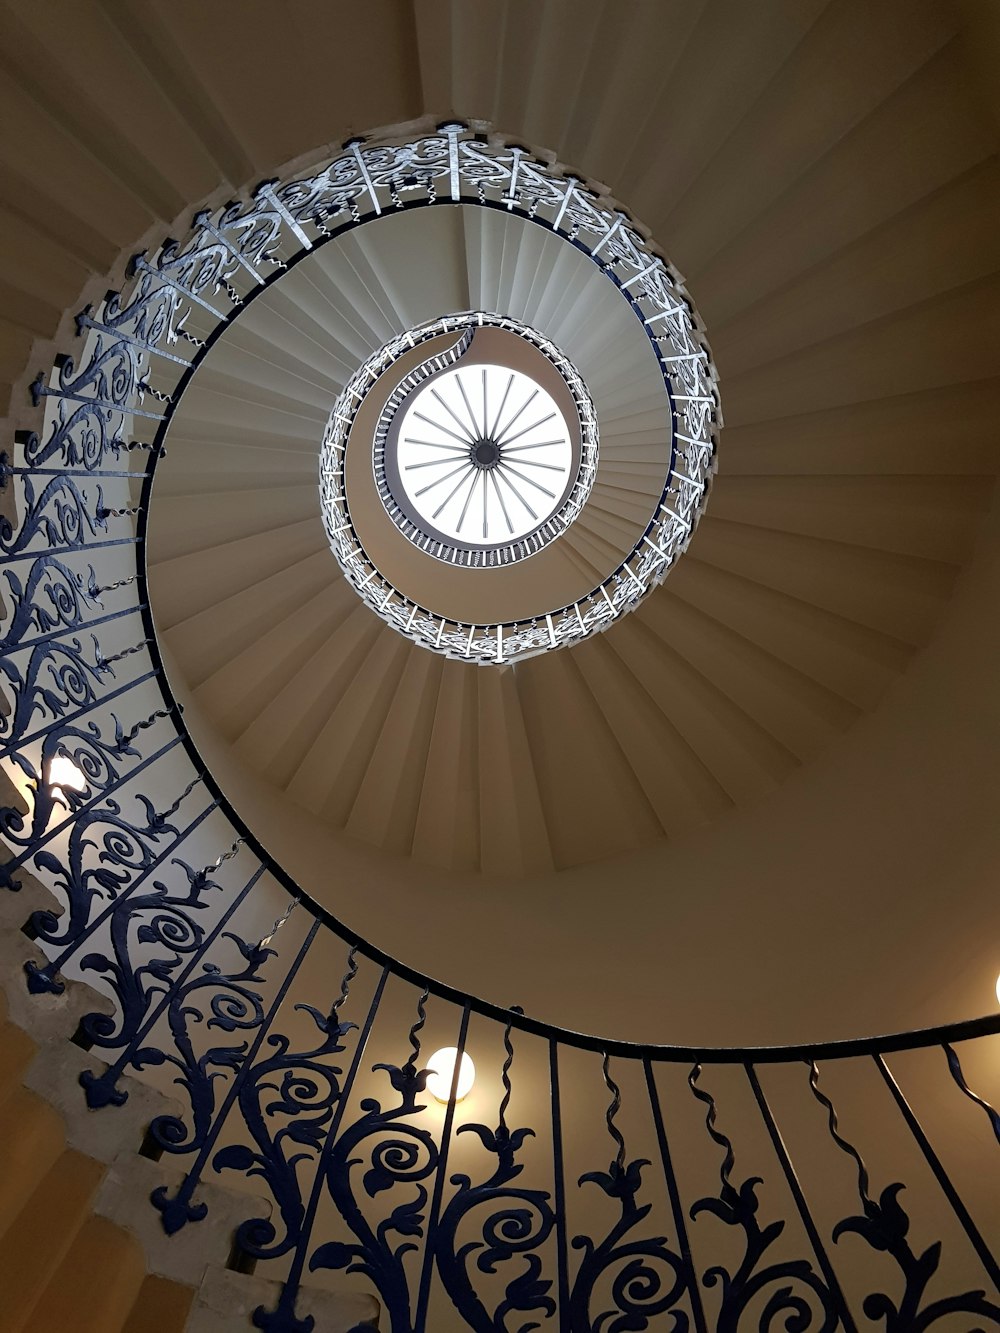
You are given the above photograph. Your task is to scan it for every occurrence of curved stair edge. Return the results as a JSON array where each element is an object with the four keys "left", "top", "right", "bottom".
[{"left": 0, "top": 820, "right": 380, "bottom": 1332}]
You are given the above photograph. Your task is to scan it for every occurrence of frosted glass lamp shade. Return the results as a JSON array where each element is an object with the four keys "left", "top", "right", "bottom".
[{"left": 426, "top": 1047, "right": 475, "bottom": 1102}]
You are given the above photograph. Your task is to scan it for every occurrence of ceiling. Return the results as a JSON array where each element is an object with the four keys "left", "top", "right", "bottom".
[{"left": 2, "top": 0, "right": 999, "bottom": 1043}]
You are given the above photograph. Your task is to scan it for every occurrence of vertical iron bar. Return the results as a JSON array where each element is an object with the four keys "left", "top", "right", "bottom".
[
  {"left": 0, "top": 669, "right": 158, "bottom": 758},
  {"left": 1, "top": 602, "right": 145, "bottom": 657},
  {"left": 2, "top": 733, "right": 190, "bottom": 884},
  {"left": 415, "top": 1000, "right": 471, "bottom": 1332},
  {"left": 550, "top": 1038, "right": 572, "bottom": 1333},
  {"left": 745, "top": 1062, "right": 859, "bottom": 1333},
  {"left": 0, "top": 535, "right": 142, "bottom": 564},
  {"left": 91, "top": 862, "right": 268, "bottom": 1089},
  {"left": 873, "top": 1052, "right": 1000, "bottom": 1291},
  {"left": 279, "top": 965, "right": 390, "bottom": 1306},
  {"left": 169, "top": 917, "right": 322, "bottom": 1202},
  {"left": 643, "top": 1057, "right": 708, "bottom": 1333},
  {"left": 34, "top": 795, "right": 220, "bottom": 979}
]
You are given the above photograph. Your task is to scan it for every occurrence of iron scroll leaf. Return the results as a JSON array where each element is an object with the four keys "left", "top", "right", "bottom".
[
  {"left": 689, "top": 1175, "right": 838, "bottom": 1333},
  {"left": 808, "top": 1059, "right": 1000, "bottom": 1331},
  {"left": 74, "top": 856, "right": 230, "bottom": 1053},
  {"left": 567, "top": 1053, "right": 693, "bottom": 1332},
  {"left": 571, "top": 1156, "right": 691, "bottom": 1333},
  {"left": 213, "top": 946, "right": 360, "bottom": 1272},
  {"left": 0, "top": 473, "right": 104, "bottom": 557},
  {"left": 433, "top": 1120, "right": 557, "bottom": 1333},
  {"left": 307, "top": 1060, "right": 440, "bottom": 1333},
  {"left": 212, "top": 1004, "right": 357, "bottom": 1264},
  {"left": 0, "top": 555, "right": 99, "bottom": 654},
  {"left": 687, "top": 1066, "right": 839, "bottom": 1333},
  {"left": 0, "top": 633, "right": 109, "bottom": 756},
  {"left": 140, "top": 927, "right": 276, "bottom": 1234},
  {"left": 1, "top": 711, "right": 153, "bottom": 890},
  {"left": 832, "top": 1183, "right": 1000, "bottom": 1330},
  {"left": 28, "top": 792, "right": 173, "bottom": 953}
]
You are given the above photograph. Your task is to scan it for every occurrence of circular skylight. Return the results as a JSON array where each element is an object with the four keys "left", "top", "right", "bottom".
[
  {"left": 363, "top": 312, "right": 599, "bottom": 570},
  {"left": 395, "top": 363, "right": 573, "bottom": 547}
]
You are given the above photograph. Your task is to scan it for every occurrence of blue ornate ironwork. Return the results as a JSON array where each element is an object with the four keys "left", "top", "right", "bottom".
[
  {"left": 805, "top": 1061, "right": 1000, "bottom": 1331},
  {"left": 688, "top": 1065, "right": 839, "bottom": 1333},
  {"left": 434, "top": 1011, "right": 556, "bottom": 1333},
  {"left": 0, "top": 119, "right": 998, "bottom": 1333},
  {"left": 216, "top": 946, "right": 359, "bottom": 1268},
  {"left": 304, "top": 990, "right": 441, "bottom": 1333},
  {"left": 569, "top": 1055, "right": 689, "bottom": 1332}
]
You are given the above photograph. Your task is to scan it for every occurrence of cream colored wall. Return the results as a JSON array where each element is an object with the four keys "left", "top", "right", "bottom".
[{"left": 170, "top": 459, "right": 1000, "bottom": 1050}]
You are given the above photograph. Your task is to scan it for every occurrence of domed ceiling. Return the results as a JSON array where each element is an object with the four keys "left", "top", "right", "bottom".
[
  {"left": 1, "top": 0, "right": 999, "bottom": 1041},
  {"left": 140, "top": 10, "right": 1000, "bottom": 873}
]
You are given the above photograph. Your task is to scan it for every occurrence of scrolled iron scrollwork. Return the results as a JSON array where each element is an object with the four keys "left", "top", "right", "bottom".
[
  {"left": 0, "top": 715, "right": 140, "bottom": 864},
  {"left": 74, "top": 850, "right": 240, "bottom": 1051},
  {"left": 568, "top": 1055, "right": 690, "bottom": 1333},
  {"left": 305, "top": 992, "right": 440, "bottom": 1333},
  {"left": 687, "top": 1065, "right": 838, "bottom": 1333},
  {"left": 433, "top": 1010, "right": 557, "bottom": 1333},
  {"left": 0, "top": 635, "right": 109, "bottom": 752},
  {"left": 0, "top": 554, "right": 99, "bottom": 652},
  {"left": 143, "top": 926, "right": 275, "bottom": 1232},
  {"left": 215, "top": 944, "right": 359, "bottom": 1266},
  {"left": 808, "top": 1062, "right": 1000, "bottom": 1331},
  {"left": 832, "top": 1182, "right": 1000, "bottom": 1330},
  {"left": 29, "top": 791, "right": 174, "bottom": 950}
]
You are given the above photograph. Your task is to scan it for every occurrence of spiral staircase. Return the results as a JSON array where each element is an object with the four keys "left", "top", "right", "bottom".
[{"left": 1, "top": 2, "right": 1000, "bottom": 1330}]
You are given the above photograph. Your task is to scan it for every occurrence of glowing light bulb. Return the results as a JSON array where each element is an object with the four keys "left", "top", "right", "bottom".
[
  {"left": 48, "top": 754, "right": 86, "bottom": 794},
  {"left": 426, "top": 1047, "right": 475, "bottom": 1103},
  {"left": 995, "top": 972, "right": 1000, "bottom": 1008}
]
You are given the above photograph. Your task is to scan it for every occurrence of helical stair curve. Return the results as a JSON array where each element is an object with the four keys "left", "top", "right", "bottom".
[{"left": 1, "top": 2, "right": 1000, "bottom": 1331}]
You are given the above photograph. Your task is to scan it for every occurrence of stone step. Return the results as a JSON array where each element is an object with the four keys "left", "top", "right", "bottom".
[
  {"left": 24, "top": 1043, "right": 184, "bottom": 1166},
  {"left": 0, "top": 925, "right": 114, "bottom": 1046},
  {"left": 187, "top": 1265, "right": 379, "bottom": 1333},
  {"left": 96, "top": 1152, "right": 273, "bottom": 1290}
]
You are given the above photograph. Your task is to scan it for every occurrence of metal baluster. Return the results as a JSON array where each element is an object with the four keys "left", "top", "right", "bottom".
[
  {"left": 152, "top": 916, "right": 323, "bottom": 1233},
  {"left": 874, "top": 1051, "right": 1000, "bottom": 1290},
  {"left": 689, "top": 1061, "right": 844, "bottom": 1331},
  {"left": 806, "top": 1062, "right": 872, "bottom": 1210},
  {"left": 643, "top": 1057, "right": 708, "bottom": 1333},
  {"left": 0, "top": 535, "right": 141, "bottom": 564},
  {"left": 414, "top": 1001, "right": 471, "bottom": 1332},
  {"left": 745, "top": 1062, "right": 858, "bottom": 1332},
  {"left": 265, "top": 961, "right": 390, "bottom": 1330},
  {"left": 549, "top": 1038, "right": 571, "bottom": 1333},
  {"left": 0, "top": 605, "right": 145, "bottom": 658},
  {"left": 404, "top": 985, "right": 429, "bottom": 1074},
  {"left": 942, "top": 1041, "right": 1000, "bottom": 1144}
]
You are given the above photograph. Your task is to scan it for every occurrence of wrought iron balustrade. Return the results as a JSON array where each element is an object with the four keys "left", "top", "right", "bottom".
[{"left": 0, "top": 123, "right": 997, "bottom": 1333}]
